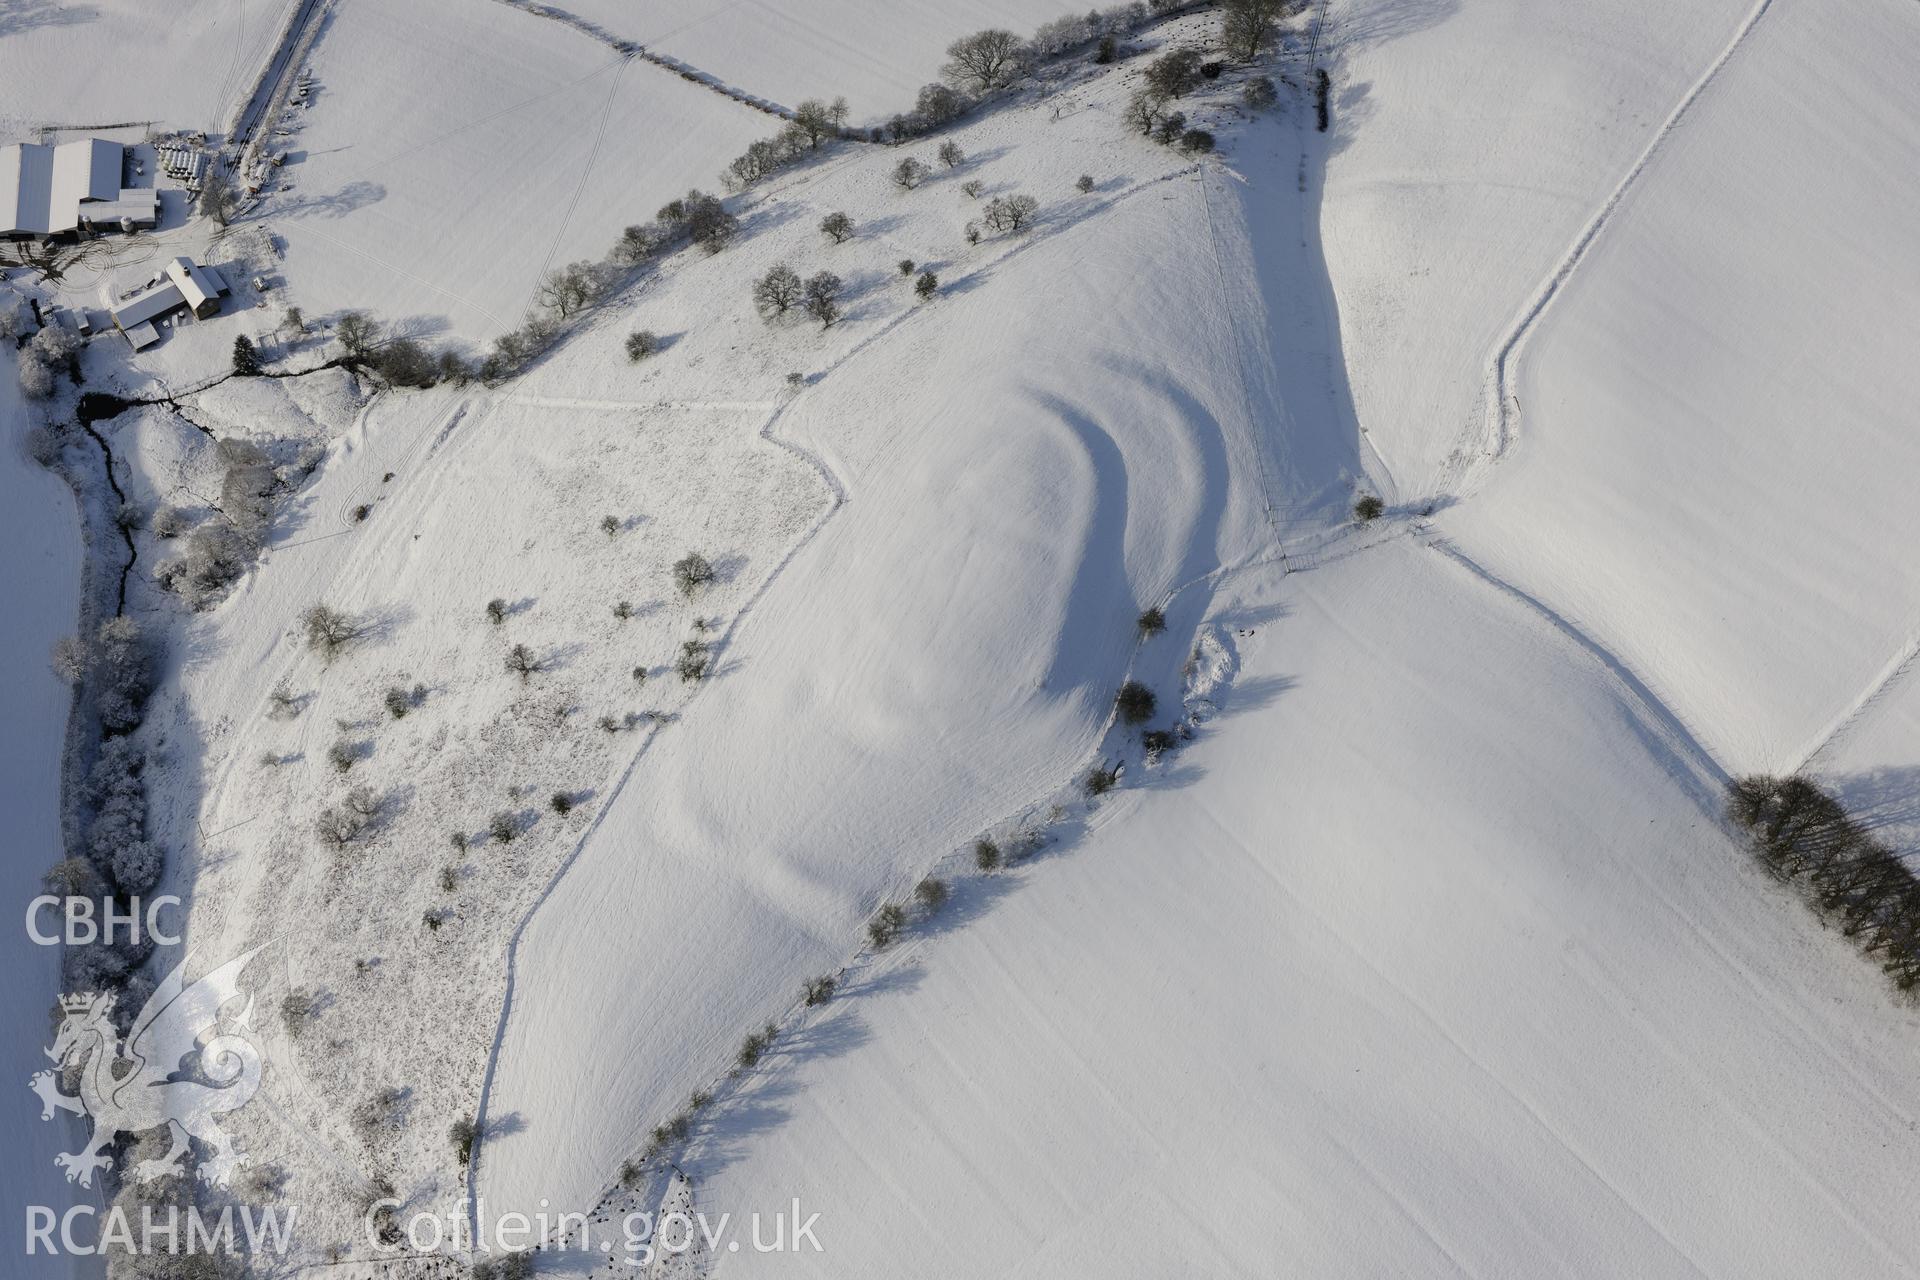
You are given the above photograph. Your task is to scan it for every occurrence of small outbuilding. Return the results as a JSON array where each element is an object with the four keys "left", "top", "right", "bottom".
[{"left": 167, "top": 256, "right": 229, "bottom": 318}]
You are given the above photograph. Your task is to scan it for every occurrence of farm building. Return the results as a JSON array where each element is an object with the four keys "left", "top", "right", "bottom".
[
  {"left": 1, "top": 139, "right": 157, "bottom": 239},
  {"left": 101, "top": 256, "right": 231, "bottom": 348}
]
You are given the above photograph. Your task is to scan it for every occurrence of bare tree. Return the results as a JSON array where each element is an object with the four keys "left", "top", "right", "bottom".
[
  {"left": 753, "top": 264, "right": 804, "bottom": 317},
  {"left": 43, "top": 857, "right": 100, "bottom": 898},
  {"left": 682, "top": 191, "right": 740, "bottom": 253},
  {"left": 937, "top": 140, "right": 965, "bottom": 169},
  {"left": 916, "top": 83, "right": 967, "bottom": 125},
  {"left": 1126, "top": 89, "right": 1168, "bottom": 135},
  {"left": 505, "top": 644, "right": 542, "bottom": 682},
  {"left": 315, "top": 806, "right": 366, "bottom": 850},
  {"left": 891, "top": 157, "right": 931, "bottom": 191},
  {"left": 335, "top": 311, "right": 382, "bottom": 363},
  {"left": 16, "top": 350, "right": 55, "bottom": 400},
  {"left": 538, "top": 261, "right": 602, "bottom": 318},
  {"left": 943, "top": 30, "right": 1027, "bottom": 91},
  {"left": 1144, "top": 48, "right": 1202, "bottom": 97},
  {"left": 673, "top": 551, "right": 715, "bottom": 596},
  {"left": 152, "top": 505, "right": 189, "bottom": 539},
  {"left": 302, "top": 604, "right": 361, "bottom": 661},
  {"left": 725, "top": 139, "right": 783, "bottom": 189},
  {"left": 819, "top": 211, "right": 855, "bottom": 244},
  {"left": 914, "top": 876, "right": 949, "bottom": 912},
  {"left": 50, "top": 634, "right": 89, "bottom": 686},
  {"left": 867, "top": 903, "right": 907, "bottom": 948},
  {"left": 791, "top": 99, "right": 841, "bottom": 148},
  {"left": 198, "top": 168, "right": 239, "bottom": 227},
  {"left": 1222, "top": 0, "right": 1287, "bottom": 61},
  {"left": 676, "top": 638, "right": 711, "bottom": 681},
  {"left": 803, "top": 272, "right": 844, "bottom": 328},
  {"left": 982, "top": 193, "right": 1040, "bottom": 233}
]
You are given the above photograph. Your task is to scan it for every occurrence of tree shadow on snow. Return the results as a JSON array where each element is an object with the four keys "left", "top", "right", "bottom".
[
  {"left": 265, "top": 180, "right": 387, "bottom": 223},
  {"left": 0, "top": 0, "right": 98, "bottom": 37},
  {"left": 1826, "top": 765, "right": 1920, "bottom": 866}
]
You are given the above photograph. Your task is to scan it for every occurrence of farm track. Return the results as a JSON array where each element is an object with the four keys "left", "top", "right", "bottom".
[{"left": 1437, "top": 0, "right": 1781, "bottom": 502}]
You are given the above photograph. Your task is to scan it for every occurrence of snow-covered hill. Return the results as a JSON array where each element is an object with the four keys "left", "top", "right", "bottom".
[
  {"left": 270, "top": 0, "right": 772, "bottom": 342},
  {"left": 688, "top": 540, "right": 1920, "bottom": 1278},
  {"left": 1441, "top": 0, "right": 1920, "bottom": 768},
  {"left": 6, "top": 0, "right": 1920, "bottom": 1275}
]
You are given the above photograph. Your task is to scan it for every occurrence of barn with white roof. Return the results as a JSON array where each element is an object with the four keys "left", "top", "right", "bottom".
[{"left": 1, "top": 139, "right": 158, "bottom": 239}]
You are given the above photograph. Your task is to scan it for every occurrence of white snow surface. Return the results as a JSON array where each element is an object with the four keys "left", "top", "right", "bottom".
[
  {"left": 269, "top": 0, "right": 772, "bottom": 343},
  {"left": 480, "top": 122, "right": 1283, "bottom": 1216},
  {"left": 1318, "top": 0, "right": 1757, "bottom": 495},
  {"left": 4, "top": 0, "right": 1919, "bottom": 1274},
  {"left": 0, "top": 0, "right": 293, "bottom": 137},
  {"left": 0, "top": 333, "right": 90, "bottom": 1276},
  {"left": 562, "top": 0, "right": 1095, "bottom": 118},
  {"left": 1439, "top": 0, "right": 1920, "bottom": 769},
  {"left": 685, "top": 542, "right": 1920, "bottom": 1278}
]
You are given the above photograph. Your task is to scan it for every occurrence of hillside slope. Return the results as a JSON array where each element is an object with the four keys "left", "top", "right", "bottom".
[
  {"left": 1441, "top": 0, "right": 1920, "bottom": 768},
  {"left": 480, "top": 37, "right": 1320, "bottom": 1220},
  {"left": 686, "top": 540, "right": 1920, "bottom": 1279},
  {"left": 1318, "top": 0, "right": 1756, "bottom": 495}
]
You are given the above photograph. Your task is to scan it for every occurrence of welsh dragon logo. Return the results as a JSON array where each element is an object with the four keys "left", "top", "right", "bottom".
[{"left": 30, "top": 947, "right": 266, "bottom": 1189}]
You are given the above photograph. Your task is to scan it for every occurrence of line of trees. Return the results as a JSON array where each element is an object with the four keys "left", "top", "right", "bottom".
[
  {"left": 720, "top": 98, "right": 850, "bottom": 192},
  {"left": 45, "top": 616, "right": 166, "bottom": 1002},
  {"left": 482, "top": 189, "right": 741, "bottom": 382},
  {"left": 1726, "top": 775, "right": 1920, "bottom": 991}
]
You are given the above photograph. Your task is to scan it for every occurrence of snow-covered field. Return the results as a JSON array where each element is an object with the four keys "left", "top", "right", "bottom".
[
  {"left": 686, "top": 541, "right": 1920, "bottom": 1278},
  {"left": 1441, "top": 0, "right": 1920, "bottom": 769},
  {"left": 268, "top": 0, "right": 772, "bottom": 342},
  {"left": 0, "top": 0, "right": 292, "bottom": 137},
  {"left": 560, "top": 0, "right": 1092, "bottom": 118},
  {"left": 6, "top": 0, "right": 1920, "bottom": 1274},
  {"left": 1318, "top": 0, "right": 1757, "bottom": 495}
]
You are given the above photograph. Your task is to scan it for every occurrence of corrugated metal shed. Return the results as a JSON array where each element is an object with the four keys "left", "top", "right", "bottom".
[
  {"left": 1, "top": 143, "right": 56, "bottom": 237},
  {"left": 47, "top": 140, "right": 121, "bottom": 234},
  {"left": 3, "top": 139, "right": 139, "bottom": 238},
  {"left": 78, "top": 188, "right": 159, "bottom": 230}
]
